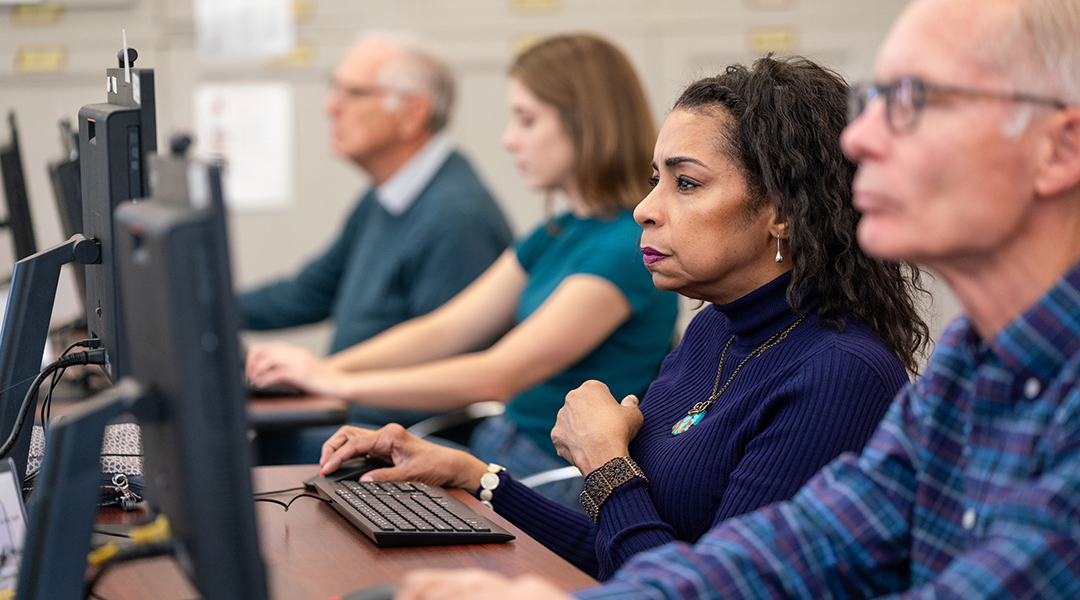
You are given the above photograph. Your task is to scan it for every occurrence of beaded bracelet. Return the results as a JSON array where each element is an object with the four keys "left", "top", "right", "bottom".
[
  {"left": 579, "top": 456, "right": 648, "bottom": 524},
  {"left": 478, "top": 463, "right": 505, "bottom": 509}
]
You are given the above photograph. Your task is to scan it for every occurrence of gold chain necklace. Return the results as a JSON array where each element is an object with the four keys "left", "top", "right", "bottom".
[{"left": 671, "top": 314, "right": 806, "bottom": 436}]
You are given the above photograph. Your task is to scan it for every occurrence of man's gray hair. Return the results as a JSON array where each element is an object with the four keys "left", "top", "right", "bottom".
[
  {"left": 360, "top": 31, "right": 456, "bottom": 134},
  {"left": 985, "top": 0, "right": 1080, "bottom": 135}
]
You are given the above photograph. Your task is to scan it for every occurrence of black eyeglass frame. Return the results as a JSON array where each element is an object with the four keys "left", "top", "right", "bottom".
[
  {"left": 327, "top": 80, "right": 410, "bottom": 101},
  {"left": 848, "top": 76, "right": 1070, "bottom": 133}
]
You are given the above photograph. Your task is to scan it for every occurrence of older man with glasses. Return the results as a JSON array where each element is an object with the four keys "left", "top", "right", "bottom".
[
  {"left": 379, "top": 0, "right": 1080, "bottom": 597},
  {"left": 240, "top": 33, "right": 513, "bottom": 435}
]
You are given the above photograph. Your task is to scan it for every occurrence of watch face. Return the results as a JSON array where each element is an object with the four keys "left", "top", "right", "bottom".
[{"left": 480, "top": 471, "right": 500, "bottom": 490}]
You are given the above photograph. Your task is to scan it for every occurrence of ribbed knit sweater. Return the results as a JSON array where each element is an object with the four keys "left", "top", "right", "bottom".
[{"left": 485, "top": 272, "right": 908, "bottom": 580}]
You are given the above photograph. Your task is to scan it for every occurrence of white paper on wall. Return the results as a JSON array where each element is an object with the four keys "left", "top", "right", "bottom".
[
  {"left": 193, "top": 0, "right": 295, "bottom": 59},
  {"left": 193, "top": 82, "right": 294, "bottom": 211}
]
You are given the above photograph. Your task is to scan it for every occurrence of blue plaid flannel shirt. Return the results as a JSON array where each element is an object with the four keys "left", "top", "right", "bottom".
[{"left": 576, "top": 261, "right": 1080, "bottom": 599}]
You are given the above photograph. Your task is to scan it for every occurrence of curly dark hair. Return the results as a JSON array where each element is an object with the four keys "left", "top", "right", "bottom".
[{"left": 673, "top": 56, "right": 931, "bottom": 374}]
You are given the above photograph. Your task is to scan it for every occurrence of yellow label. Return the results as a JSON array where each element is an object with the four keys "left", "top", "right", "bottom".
[
  {"left": 510, "top": 0, "right": 562, "bottom": 15},
  {"left": 270, "top": 40, "right": 315, "bottom": 69},
  {"left": 12, "top": 4, "right": 64, "bottom": 26},
  {"left": 15, "top": 45, "right": 67, "bottom": 74},
  {"left": 748, "top": 28, "right": 797, "bottom": 53},
  {"left": 293, "top": 0, "right": 314, "bottom": 21}
]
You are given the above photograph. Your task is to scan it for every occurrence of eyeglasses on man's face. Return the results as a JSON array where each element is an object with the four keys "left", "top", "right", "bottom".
[
  {"left": 847, "top": 76, "right": 1069, "bottom": 133},
  {"left": 328, "top": 80, "right": 406, "bottom": 102}
]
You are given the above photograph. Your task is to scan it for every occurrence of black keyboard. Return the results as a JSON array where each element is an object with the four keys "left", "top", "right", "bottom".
[
  {"left": 244, "top": 378, "right": 306, "bottom": 398},
  {"left": 314, "top": 479, "right": 514, "bottom": 547}
]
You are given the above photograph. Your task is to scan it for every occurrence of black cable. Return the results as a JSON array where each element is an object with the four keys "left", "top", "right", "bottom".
[
  {"left": 41, "top": 365, "right": 67, "bottom": 439},
  {"left": 92, "top": 529, "right": 131, "bottom": 539},
  {"left": 42, "top": 339, "right": 97, "bottom": 437},
  {"left": 60, "top": 339, "right": 92, "bottom": 357},
  {"left": 0, "top": 349, "right": 107, "bottom": 460},
  {"left": 254, "top": 493, "right": 329, "bottom": 511},
  {"left": 252, "top": 485, "right": 305, "bottom": 497}
]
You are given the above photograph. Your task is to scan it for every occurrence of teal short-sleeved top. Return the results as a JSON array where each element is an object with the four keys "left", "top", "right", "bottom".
[{"left": 506, "top": 210, "right": 679, "bottom": 457}]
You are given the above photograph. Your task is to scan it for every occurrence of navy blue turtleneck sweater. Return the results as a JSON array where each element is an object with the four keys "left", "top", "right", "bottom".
[{"left": 485, "top": 272, "right": 908, "bottom": 580}]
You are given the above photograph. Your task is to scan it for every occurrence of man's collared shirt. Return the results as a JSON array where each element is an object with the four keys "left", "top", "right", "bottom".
[
  {"left": 375, "top": 132, "right": 453, "bottom": 216},
  {"left": 579, "top": 260, "right": 1080, "bottom": 598}
]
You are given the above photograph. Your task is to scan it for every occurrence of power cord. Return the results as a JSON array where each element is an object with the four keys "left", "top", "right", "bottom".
[
  {"left": 41, "top": 339, "right": 102, "bottom": 439},
  {"left": 252, "top": 486, "right": 305, "bottom": 496},
  {"left": 0, "top": 347, "right": 106, "bottom": 460},
  {"left": 92, "top": 529, "right": 132, "bottom": 540},
  {"left": 254, "top": 493, "right": 330, "bottom": 511}
]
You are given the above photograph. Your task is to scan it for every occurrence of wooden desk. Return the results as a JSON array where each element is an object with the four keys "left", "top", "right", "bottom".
[{"left": 92, "top": 465, "right": 597, "bottom": 599}]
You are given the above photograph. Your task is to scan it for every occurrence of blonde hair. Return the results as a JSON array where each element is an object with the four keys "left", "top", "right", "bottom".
[{"left": 509, "top": 33, "right": 655, "bottom": 215}]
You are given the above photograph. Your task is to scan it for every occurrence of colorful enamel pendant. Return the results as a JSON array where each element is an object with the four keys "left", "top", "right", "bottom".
[
  {"left": 670, "top": 315, "right": 806, "bottom": 438},
  {"left": 671, "top": 411, "right": 705, "bottom": 436}
]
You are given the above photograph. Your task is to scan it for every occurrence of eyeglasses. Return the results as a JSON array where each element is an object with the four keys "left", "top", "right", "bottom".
[
  {"left": 328, "top": 81, "right": 404, "bottom": 101},
  {"left": 848, "top": 76, "right": 1069, "bottom": 133}
]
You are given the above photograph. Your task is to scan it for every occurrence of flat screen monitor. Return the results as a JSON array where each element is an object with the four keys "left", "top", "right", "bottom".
[
  {"left": 0, "top": 112, "right": 39, "bottom": 263},
  {"left": 47, "top": 118, "right": 86, "bottom": 303},
  {"left": 78, "top": 48, "right": 156, "bottom": 381},
  {"left": 112, "top": 152, "right": 268, "bottom": 599}
]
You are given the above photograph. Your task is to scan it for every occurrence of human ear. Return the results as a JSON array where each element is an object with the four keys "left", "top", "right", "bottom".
[
  {"left": 396, "top": 95, "right": 432, "bottom": 141},
  {"left": 1034, "top": 107, "right": 1080, "bottom": 198},
  {"left": 766, "top": 202, "right": 787, "bottom": 239}
]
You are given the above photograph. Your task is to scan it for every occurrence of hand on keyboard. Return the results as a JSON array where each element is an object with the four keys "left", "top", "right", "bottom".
[{"left": 245, "top": 341, "right": 344, "bottom": 397}]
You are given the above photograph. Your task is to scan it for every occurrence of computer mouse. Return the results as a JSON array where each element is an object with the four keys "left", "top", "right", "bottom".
[
  {"left": 337, "top": 583, "right": 399, "bottom": 600},
  {"left": 302, "top": 455, "right": 395, "bottom": 490}
]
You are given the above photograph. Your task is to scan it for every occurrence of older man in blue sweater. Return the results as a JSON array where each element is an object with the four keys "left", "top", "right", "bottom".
[{"left": 240, "top": 33, "right": 512, "bottom": 427}]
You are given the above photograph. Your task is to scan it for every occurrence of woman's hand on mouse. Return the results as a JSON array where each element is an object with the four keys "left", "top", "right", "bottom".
[
  {"left": 551, "top": 380, "right": 642, "bottom": 475},
  {"left": 396, "top": 568, "right": 570, "bottom": 600},
  {"left": 320, "top": 424, "right": 489, "bottom": 490}
]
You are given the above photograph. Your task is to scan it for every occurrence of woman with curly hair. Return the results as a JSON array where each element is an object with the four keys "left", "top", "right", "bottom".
[{"left": 318, "top": 55, "right": 931, "bottom": 580}]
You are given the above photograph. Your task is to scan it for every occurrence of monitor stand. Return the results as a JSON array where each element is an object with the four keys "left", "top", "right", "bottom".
[{"left": 0, "top": 234, "right": 101, "bottom": 485}]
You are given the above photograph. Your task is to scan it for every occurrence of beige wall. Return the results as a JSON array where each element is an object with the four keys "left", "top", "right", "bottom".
[{"left": 0, "top": 0, "right": 959, "bottom": 356}]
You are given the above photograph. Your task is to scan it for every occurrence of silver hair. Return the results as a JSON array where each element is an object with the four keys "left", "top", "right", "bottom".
[
  {"left": 357, "top": 31, "right": 456, "bottom": 134},
  {"left": 985, "top": 0, "right": 1080, "bottom": 136}
]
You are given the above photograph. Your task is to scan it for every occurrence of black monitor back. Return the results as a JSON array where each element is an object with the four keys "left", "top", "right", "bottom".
[
  {"left": 48, "top": 119, "right": 86, "bottom": 302},
  {"left": 113, "top": 154, "right": 268, "bottom": 599},
  {"left": 0, "top": 112, "right": 38, "bottom": 262},
  {"left": 78, "top": 58, "right": 156, "bottom": 381}
]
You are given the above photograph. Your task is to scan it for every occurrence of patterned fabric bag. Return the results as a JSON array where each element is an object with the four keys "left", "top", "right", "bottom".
[{"left": 26, "top": 422, "right": 144, "bottom": 510}]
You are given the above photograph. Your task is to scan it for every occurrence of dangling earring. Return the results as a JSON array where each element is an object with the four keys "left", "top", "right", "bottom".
[{"left": 774, "top": 236, "right": 783, "bottom": 263}]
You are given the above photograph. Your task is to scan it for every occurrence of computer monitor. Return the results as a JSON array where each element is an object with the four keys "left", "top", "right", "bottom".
[
  {"left": 113, "top": 151, "right": 268, "bottom": 599},
  {"left": 0, "top": 111, "right": 39, "bottom": 263},
  {"left": 0, "top": 49, "right": 152, "bottom": 486},
  {"left": 78, "top": 47, "right": 157, "bottom": 381},
  {"left": 47, "top": 118, "right": 86, "bottom": 303},
  {"left": 16, "top": 151, "right": 268, "bottom": 599}
]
